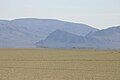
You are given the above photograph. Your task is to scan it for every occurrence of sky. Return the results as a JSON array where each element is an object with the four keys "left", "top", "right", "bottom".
[{"left": 0, "top": 0, "right": 120, "bottom": 29}]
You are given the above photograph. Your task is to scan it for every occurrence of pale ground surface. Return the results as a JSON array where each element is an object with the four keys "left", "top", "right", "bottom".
[{"left": 0, "top": 48, "right": 120, "bottom": 80}]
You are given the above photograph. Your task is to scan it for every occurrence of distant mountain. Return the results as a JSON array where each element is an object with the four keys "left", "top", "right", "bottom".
[
  {"left": 36, "top": 26, "right": 120, "bottom": 49},
  {"left": 86, "top": 26, "right": 120, "bottom": 49},
  {"left": 36, "top": 29, "right": 101, "bottom": 48},
  {"left": 0, "top": 18, "right": 119, "bottom": 49},
  {"left": 87, "top": 26, "right": 120, "bottom": 42},
  {"left": 11, "top": 18, "right": 98, "bottom": 36},
  {"left": 0, "top": 18, "right": 98, "bottom": 48},
  {"left": 36, "top": 29, "right": 86, "bottom": 48}
]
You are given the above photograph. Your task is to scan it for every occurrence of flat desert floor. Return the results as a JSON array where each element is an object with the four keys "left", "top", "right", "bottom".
[{"left": 0, "top": 49, "right": 120, "bottom": 80}]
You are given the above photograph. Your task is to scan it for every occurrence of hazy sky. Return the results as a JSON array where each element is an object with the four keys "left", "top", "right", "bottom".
[{"left": 0, "top": 0, "right": 120, "bottom": 29}]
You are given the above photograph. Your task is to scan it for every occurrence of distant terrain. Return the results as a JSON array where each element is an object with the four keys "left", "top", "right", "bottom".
[{"left": 0, "top": 18, "right": 120, "bottom": 49}]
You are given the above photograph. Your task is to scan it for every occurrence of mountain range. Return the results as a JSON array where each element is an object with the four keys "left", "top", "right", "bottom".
[
  {"left": 0, "top": 18, "right": 119, "bottom": 49},
  {"left": 37, "top": 27, "right": 120, "bottom": 49}
]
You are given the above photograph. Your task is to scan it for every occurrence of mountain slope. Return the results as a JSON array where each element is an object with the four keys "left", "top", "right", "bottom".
[{"left": 36, "top": 29, "right": 87, "bottom": 48}]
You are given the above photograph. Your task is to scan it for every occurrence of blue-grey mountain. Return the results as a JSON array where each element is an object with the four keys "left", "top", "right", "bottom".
[
  {"left": 0, "top": 18, "right": 98, "bottom": 48},
  {"left": 86, "top": 26, "right": 120, "bottom": 49},
  {"left": 36, "top": 26, "right": 120, "bottom": 49}
]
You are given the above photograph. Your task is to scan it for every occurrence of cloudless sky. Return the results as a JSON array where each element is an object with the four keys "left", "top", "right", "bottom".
[{"left": 0, "top": 0, "right": 120, "bottom": 29}]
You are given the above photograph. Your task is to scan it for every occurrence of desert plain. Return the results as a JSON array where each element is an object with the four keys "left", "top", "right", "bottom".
[{"left": 0, "top": 48, "right": 120, "bottom": 80}]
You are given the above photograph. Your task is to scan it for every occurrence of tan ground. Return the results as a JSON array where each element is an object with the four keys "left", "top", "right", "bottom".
[{"left": 0, "top": 48, "right": 120, "bottom": 80}]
